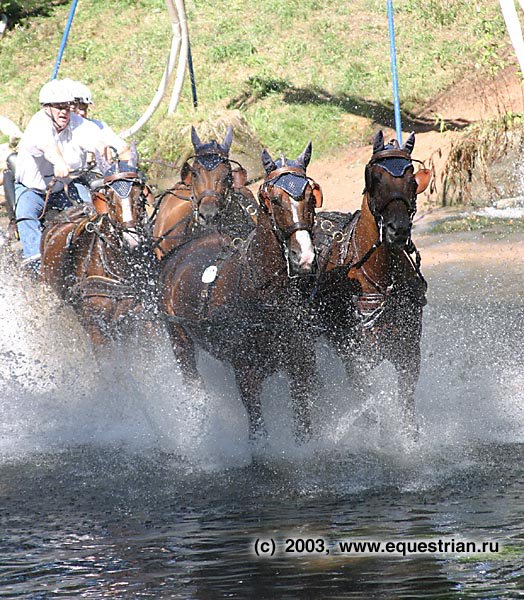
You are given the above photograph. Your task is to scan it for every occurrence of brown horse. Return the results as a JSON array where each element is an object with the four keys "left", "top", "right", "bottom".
[
  {"left": 41, "top": 146, "right": 157, "bottom": 345},
  {"left": 159, "top": 143, "right": 323, "bottom": 441},
  {"left": 152, "top": 126, "right": 257, "bottom": 260},
  {"left": 313, "top": 130, "right": 431, "bottom": 435}
]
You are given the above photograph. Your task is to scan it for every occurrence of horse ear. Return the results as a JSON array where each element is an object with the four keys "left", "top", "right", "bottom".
[
  {"left": 180, "top": 161, "right": 192, "bottom": 185},
  {"left": 95, "top": 148, "right": 112, "bottom": 175},
  {"left": 372, "top": 130, "right": 384, "bottom": 154},
  {"left": 221, "top": 126, "right": 233, "bottom": 155},
  {"left": 261, "top": 148, "right": 276, "bottom": 174},
  {"left": 191, "top": 126, "right": 202, "bottom": 151},
  {"left": 297, "top": 141, "right": 312, "bottom": 169},
  {"left": 128, "top": 140, "right": 139, "bottom": 169},
  {"left": 403, "top": 132, "right": 415, "bottom": 155}
]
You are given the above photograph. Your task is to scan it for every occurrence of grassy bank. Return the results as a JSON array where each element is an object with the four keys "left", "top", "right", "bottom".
[
  {"left": 431, "top": 214, "right": 524, "bottom": 234},
  {"left": 0, "top": 0, "right": 509, "bottom": 163}
]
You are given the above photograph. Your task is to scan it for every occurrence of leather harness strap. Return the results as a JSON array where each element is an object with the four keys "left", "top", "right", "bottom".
[
  {"left": 265, "top": 166, "right": 306, "bottom": 181},
  {"left": 103, "top": 171, "right": 143, "bottom": 184},
  {"left": 368, "top": 149, "right": 412, "bottom": 164}
]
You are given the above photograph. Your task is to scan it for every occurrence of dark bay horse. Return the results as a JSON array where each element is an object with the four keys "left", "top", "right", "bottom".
[
  {"left": 152, "top": 126, "right": 257, "bottom": 260},
  {"left": 41, "top": 146, "right": 157, "bottom": 345},
  {"left": 314, "top": 131, "right": 431, "bottom": 434},
  {"left": 159, "top": 143, "right": 323, "bottom": 441}
]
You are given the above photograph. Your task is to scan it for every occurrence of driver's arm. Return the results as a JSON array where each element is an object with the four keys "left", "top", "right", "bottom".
[{"left": 42, "top": 142, "right": 70, "bottom": 178}]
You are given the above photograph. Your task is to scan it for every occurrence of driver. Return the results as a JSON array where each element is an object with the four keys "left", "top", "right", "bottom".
[
  {"left": 14, "top": 79, "right": 109, "bottom": 273},
  {"left": 68, "top": 79, "right": 131, "bottom": 161}
]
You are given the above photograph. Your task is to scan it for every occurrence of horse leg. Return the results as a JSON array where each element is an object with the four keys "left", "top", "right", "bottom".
[
  {"left": 85, "top": 323, "right": 110, "bottom": 347},
  {"left": 389, "top": 307, "right": 423, "bottom": 436},
  {"left": 288, "top": 351, "right": 315, "bottom": 442},
  {"left": 166, "top": 323, "right": 200, "bottom": 385},
  {"left": 333, "top": 332, "right": 378, "bottom": 425},
  {"left": 390, "top": 342, "right": 420, "bottom": 436},
  {"left": 234, "top": 366, "right": 266, "bottom": 441}
]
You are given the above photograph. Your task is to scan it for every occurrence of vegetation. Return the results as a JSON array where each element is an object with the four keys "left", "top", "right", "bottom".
[
  {"left": 0, "top": 0, "right": 510, "bottom": 167},
  {"left": 441, "top": 113, "right": 524, "bottom": 206},
  {"left": 431, "top": 214, "right": 524, "bottom": 234}
]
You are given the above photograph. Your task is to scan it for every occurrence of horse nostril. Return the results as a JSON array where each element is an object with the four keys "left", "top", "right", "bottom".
[{"left": 387, "top": 223, "right": 410, "bottom": 239}]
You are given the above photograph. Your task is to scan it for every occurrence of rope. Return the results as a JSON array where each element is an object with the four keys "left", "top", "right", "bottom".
[
  {"left": 387, "top": 0, "right": 402, "bottom": 145},
  {"left": 51, "top": 0, "right": 79, "bottom": 80}
]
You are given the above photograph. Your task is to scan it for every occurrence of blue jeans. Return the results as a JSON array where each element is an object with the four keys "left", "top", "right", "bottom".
[{"left": 14, "top": 182, "right": 92, "bottom": 259}]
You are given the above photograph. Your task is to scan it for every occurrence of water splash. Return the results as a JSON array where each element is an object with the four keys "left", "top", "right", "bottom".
[{"left": 0, "top": 243, "right": 523, "bottom": 496}]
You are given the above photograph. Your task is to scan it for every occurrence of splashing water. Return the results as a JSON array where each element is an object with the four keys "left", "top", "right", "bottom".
[
  {"left": 1, "top": 237, "right": 524, "bottom": 599},
  {"left": 0, "top": 239, "right": 523, "bottom": 478}
]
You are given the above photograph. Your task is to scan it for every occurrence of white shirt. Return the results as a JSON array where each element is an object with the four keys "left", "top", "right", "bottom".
[
  {"left": 15, "top": 110, "right": 103, "bottom": 192},
  {"left": 89, "top": 118, "right": 127, "bottom": 155}
]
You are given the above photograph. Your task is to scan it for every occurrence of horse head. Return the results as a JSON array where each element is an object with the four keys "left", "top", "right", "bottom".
[
  {"left": 258, "top": 142, "right": 322, "bottom": 275},
  {"left": 180, "top": 125, "right": 235, "bottom": 226},
  {"left": 94, "top": 142, "right": 148, "bottom": 250},
  {"left": 364, "top": 130, "right": 431, "bottom": 247}
]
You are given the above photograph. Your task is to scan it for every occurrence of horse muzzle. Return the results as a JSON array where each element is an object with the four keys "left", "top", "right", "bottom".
[
  {"left": 194, "top": 192, "right": 224, "bottom": 225},
  {"left": 123, "top": 229, "right": 141, "bottom": 250},
  {"left": 384, "top": 221, "right": 412, "bottom": 247},
  {"left": 288, "top": 230, "right": 317, "bottom": 275}
]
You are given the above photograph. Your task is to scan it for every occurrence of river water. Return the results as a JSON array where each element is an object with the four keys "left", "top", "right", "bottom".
[{"left": 0, "top": 235, "right": 523, "bottom": 599}]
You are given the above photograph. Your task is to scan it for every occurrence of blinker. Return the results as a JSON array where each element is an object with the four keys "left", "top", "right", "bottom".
[
  {"left": 110, "top": 180, "right": 134, "bottom": 198},
  {"left": 195, "top": 153, "right": 227, "bottom": 171},
  {"left": 311, "top": 182, "right": 323, "bottom": 208},
  {"left": 375, "top": 156, "right": 412, "bottom": 177},
  {"left": 414, "top": 168, "right": 431, "bottom": 194},
  {"left": 269, "top": 173, "right": 308, "bottom": 199}
]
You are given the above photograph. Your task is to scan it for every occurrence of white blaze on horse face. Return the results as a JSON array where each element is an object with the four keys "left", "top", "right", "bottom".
[
  {"left": 291, "top": 199, "right": 315, "bottom": 269},
  {"left": 121, "top": 196, "right": 133, "bottom": 224},
  {"left": 120, "top": 196, "right": 139, "bottom": 249},
  {"left": 295, "top": 230, "right": 315, "bottom": 269}
]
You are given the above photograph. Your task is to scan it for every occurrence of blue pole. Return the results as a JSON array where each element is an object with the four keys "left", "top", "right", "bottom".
[
  {"left": 387, "top": 0, "right": 402, "bottom": 145},
  {"left": 51, "top": 0, "right": 80, "bottom": 80}
]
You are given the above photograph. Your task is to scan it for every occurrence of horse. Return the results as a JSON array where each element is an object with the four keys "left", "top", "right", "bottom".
[
  {"left": 151, "top": 126, "right": 257, "bottom": 260},
  {"left": 313, "top": 130, "right": 431, "bottom": 434},
  {"left": 159, "top": 143, "right": 323, "bottom": 441},
  {"left": 41, "top": 144, "right": 157, "bottom": 345}
]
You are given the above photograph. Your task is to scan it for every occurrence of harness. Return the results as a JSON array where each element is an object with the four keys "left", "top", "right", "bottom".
[
  {"left": 151, "top": 153, "right": 257, "bottom": 256},
  {"left": 259, "top": 164, "right": 319, "bottom": 277},
  {"left": 318, "top": 149, "right": 427, "bottom": 328},
  {"left": 64, "top": 174, "right": 154, "bottom": 310}
]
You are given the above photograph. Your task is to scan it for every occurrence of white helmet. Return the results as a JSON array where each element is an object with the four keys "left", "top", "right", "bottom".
[
  {"left": 72, "top": 81, "right": 94, "bottom": 104},
  {"left": 39, "top": 79, "right": 75, "bottom": 105}
]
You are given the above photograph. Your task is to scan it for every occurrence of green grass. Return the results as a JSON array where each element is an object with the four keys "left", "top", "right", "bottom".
[
  {"left": 431, "top": 215, "right": 524, "bottom": 234},
  {"left": 0, "top": 0, "right": 510, "bottom": 166}
]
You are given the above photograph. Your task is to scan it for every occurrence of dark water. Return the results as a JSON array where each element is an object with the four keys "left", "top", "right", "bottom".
[{"left": 1, "top": 235, "right": 524, "bottom": 599}]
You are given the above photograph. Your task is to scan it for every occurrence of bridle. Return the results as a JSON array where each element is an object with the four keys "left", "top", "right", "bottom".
[
  {"left": 258, "top": 165, "right": 321, "bottom": 277},
  {"left": 258, "top": 165, "right": 320, "bottom": 242},
  {"left": 365, "top": 148, "right": 420, "bottom": 226},
  {"left": 186, "top": 152, "right": 243, "bottom": 222},
  {"left": 338, "top": 149, "right": 425, "bottom": 277},
  {"left": 95, "top": 170, "right": 149, "bottom": 238}
]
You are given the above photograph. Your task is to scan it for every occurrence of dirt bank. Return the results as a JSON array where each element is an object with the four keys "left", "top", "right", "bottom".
[{"left": 309, "top": 64, "right": 524, "bottom": 213}]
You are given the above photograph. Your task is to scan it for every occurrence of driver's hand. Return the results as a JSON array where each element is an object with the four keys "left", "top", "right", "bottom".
[
  {"left": 54, "top": 160, "right": 70, "bottom": 179},
  {"left": 103, "top": 146, "right": 115, "bottom": 162}
]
